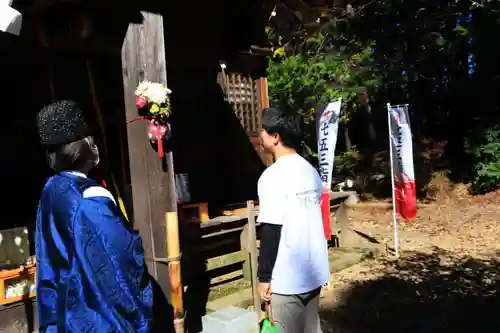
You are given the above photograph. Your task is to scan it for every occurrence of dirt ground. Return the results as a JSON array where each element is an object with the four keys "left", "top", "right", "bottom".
[{"left": 319, "top": 189, "right": 500, "bottom": 333}]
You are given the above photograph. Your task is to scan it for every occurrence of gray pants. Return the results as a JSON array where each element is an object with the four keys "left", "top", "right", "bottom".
[{"left": 271, "top": 287, "right": 323, "bottom": 333}]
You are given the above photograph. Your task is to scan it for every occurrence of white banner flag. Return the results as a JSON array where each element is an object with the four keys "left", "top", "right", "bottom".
[
  {"left": 316, "top": 99, "right": 342, "bottom": 188},
  {"left": 387, "top": 103, "right": 416, "bottom": 222}
]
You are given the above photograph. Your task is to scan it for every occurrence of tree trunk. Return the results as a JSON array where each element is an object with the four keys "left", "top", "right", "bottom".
[
  {"left": 365, "top": 104, "right": 377, "bottom": 142},
  {"left": 344, "top": 121, "right": 352, "bottom": 150},
  {"left": 360, "top": 92, "right": 377, "bottom": 142}
]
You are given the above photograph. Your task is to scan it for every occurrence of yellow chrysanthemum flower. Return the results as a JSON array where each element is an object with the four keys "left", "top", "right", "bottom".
[{"left": 150, "top": 103, "right": 160, "bottom": 113}]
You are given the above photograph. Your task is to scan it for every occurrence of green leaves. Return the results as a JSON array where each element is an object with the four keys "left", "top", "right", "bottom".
[
  {"left": 267, "top": 43, "right": 378, "bottom": 124},
  {"left": 267, "top": 33, "right": 379, "bottom": 158},
  {"left": 466, "top": 126, "right": 500, "bottom": 194}
]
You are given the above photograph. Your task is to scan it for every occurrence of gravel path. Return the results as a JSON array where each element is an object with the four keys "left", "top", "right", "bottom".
[{"left": 319, "top": 198, "right": 500, "bottom": 333}]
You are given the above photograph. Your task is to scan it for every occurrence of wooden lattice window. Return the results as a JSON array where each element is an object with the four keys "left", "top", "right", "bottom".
[{"left": 218, "top": 72, "right": 262, "bottom": 134}]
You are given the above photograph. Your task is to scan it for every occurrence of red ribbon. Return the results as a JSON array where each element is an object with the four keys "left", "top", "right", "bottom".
[
  {"left": 126, "top": 116, "right": 168, "bottom": 160},
  {"left": 126, "top": 115, "right": 158, "bottom": 124}
]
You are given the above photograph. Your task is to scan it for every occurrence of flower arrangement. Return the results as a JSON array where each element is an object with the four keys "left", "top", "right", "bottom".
[
  {"left": 133, "top": 80, "right": 173, "bottom": 159},
  {"left": 135, "top": 80, "right": 172, "bottom": 117}
]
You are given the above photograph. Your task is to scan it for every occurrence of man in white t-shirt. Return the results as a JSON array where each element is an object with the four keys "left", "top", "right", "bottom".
[{"left": 257, "top": 105, "right": 330, "bottom": 333}]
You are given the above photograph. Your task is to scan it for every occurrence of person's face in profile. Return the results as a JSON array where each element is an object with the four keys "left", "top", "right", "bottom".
[{"left": 260, "top": 129, "right": 279, "bottom": 153}]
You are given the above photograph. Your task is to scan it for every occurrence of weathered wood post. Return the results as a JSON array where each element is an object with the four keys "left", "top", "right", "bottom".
[
  {"left": 121, "top": 10, "right": 183, "bottom": 325},
  {"left": 240, "top": 224, "right": 251, "bottom": 282},
  {"left": 245, "top": 200, "right": 260, "bottom": 316},
  {"left": 330, "top": 191, "right": 358, "bottom": 247},
  {"left": 336, "top": 200, "right": 350, "bottom": 246},
  {"left": 240, "top": 201, "right": 260, "bottom": 312}
]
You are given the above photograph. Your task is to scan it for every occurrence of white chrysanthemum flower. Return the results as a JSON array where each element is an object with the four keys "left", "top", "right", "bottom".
[
  {"left": 135, "top": 80, "right": 152, "bottom": 96},
  {"left": 145, "top": 83, "right": 168, "bottom": 104}
]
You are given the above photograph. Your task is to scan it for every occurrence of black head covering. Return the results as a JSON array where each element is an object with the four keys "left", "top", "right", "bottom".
[{"left": 37, "top": 100, "right": 91, "bottom": 147}]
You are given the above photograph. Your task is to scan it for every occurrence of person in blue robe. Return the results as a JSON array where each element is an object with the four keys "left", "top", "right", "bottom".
[{"left": 35, "top": 100, "right": 154, "bottom": 332}]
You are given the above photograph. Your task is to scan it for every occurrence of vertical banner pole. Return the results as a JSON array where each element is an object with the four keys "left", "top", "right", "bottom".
[{"left": 386, "top": 103, "right": 399, "bottom": 257}]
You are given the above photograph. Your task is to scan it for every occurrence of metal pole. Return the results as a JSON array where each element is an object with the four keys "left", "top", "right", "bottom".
[{"left": 386, "top": 103, "right": 399, "bottom": 257}]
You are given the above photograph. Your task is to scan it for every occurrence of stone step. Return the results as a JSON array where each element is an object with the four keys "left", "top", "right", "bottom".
[{"left": 201, "top": 307, "right": 259, "bottom": 333}]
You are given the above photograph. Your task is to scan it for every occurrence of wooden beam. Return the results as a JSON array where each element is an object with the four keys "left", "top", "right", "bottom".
[
  {"left": 346, "top": 202, "right": 434, "bottom": 209},
  {"left": 240, "top": 45, "right": 274, "bottom": 56},
  {"left": 206, "top": 251, "right": 246, "bottom": 272},
  {"left": 121, "top": 12, "right": 173, "bottom": 298}
]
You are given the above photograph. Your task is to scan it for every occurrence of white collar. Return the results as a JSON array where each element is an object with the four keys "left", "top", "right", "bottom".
[{"left": 64, "top": 171, "right": 87, "bottom": 179}]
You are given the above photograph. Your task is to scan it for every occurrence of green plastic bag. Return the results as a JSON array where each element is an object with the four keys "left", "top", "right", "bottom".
[
  {"left": 260, "top": 302, "right": 278, "bottom": 333},
  {"left": 260, "top": 318, "right": 278, "bottom": 333}
]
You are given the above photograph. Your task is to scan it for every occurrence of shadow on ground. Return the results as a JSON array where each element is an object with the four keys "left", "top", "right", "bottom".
[{"left": 321, "top": 247, "right": 500, "bottom": 333}]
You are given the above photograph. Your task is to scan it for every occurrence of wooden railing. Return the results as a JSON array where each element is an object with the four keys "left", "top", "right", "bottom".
[
  {"left": 179, "top": 191, "right": 359, "bottom": 309},
  {"left": 180, "top": 201, "right": 259, "bottom": 278},
  {"left": 180, "top": 201, "right": 261, "bottom": 315},
  {"left": 180, "top": 191, "right": 360, "bottom": 276}
]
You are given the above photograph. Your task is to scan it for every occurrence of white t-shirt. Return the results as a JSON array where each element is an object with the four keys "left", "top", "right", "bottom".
[{"left": 257, "top": 154, "right": 330, "bottom": 295}]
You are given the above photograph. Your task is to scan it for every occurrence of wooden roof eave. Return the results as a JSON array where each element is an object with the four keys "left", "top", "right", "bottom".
[{"left": 12, "top": 0, "right": 276, "bottom": 59}]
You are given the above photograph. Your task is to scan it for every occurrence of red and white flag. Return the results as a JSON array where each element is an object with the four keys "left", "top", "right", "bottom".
[
  {"left": 387, "top": 104, "right": 416, "bottom": 222},
  {"left": 317, "top": 99, "right": 342, "bottom": 240},
  {"left": 316, "top": 99, "right": 342, "bottom": 188}
]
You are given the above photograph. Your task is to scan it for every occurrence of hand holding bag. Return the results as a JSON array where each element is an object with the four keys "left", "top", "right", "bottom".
[{"left": 260, "top": 301, "right": 278, "bottom": 333}]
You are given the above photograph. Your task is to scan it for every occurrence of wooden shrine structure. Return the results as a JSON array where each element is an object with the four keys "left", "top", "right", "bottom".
[
  {"left": 0, "top": 0, "right": 275, "bottom": 331},
  {"left": 0, "top": 0, "right": 357, "bottom": 331}
]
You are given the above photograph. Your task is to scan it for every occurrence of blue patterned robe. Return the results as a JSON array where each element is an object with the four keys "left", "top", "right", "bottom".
[{"left": 36, "top": 172, "right": 153, "bottom": 332}]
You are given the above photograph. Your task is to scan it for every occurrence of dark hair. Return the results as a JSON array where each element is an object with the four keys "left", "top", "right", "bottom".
[
  {"left": 46, "top": 137, "right": 93, "bottom": 172},
  {"left": 261, "top": 104, "right": 303, "bottom": 150}
]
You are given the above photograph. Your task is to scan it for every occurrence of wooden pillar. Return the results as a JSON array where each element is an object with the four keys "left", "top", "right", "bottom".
[
  {"left": 121, "top": 12, "right": 174, "bottom": 297},
  {"left": 258, "top": 77, "right": 270, "bottom": 111},
  {"left": 257, "top": 77, "right": 273, "bottom": 165}
]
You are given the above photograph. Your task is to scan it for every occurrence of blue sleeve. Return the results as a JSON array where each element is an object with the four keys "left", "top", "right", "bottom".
[
  {"left": 36, "top": 204, "right": 71, "bottom": 332},
  {"left": 41, "top": 326, "right": 58, "bottom": 333},
  {"left": 72, "top": 196, "right": 152, "bottom": 330}
]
